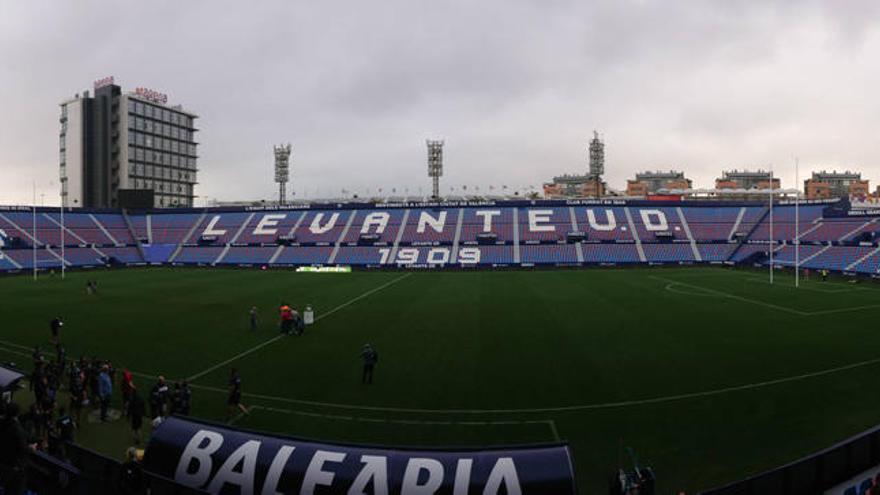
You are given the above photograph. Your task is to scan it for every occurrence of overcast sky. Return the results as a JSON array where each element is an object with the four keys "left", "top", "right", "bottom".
[{"left": 2, "top": 0, "right": 880, "bottom": 205}]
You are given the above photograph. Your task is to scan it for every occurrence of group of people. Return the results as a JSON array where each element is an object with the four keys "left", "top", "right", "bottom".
[{"left": 278, "top": 303, "right": 308, "bottom": 335}]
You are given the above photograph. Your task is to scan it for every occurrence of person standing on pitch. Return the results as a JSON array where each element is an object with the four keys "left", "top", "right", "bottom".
[
  {"left": 49, "top": 317, "right": 63, "bottom": 344},
  {"left": 278, "top": 303, "right": 294, "bottom": 335},
  {"left": 226, "top": 368, "right": 248, "bottom": 422},
  {"left": 98, "top": 365, "right": 112, "bottom": 422},
  {"left": 360, "top": 344, "right": 379, "bottom": 385},
  {"left": 129, "top": 387, "right": 145, "bottom": 445},
  {"left": 249, "top": 306, "right": 258, "bottom": 332}
]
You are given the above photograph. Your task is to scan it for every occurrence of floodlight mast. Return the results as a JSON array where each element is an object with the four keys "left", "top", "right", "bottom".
[
  {"left": 274, "top": 144, "right": 292, "bottom": 205},
  {"left": 427, "top": 139, "right": 444, "bottom": 200},
  {"left": 589, "top": 131, "right": 604, "bottom": 198}
]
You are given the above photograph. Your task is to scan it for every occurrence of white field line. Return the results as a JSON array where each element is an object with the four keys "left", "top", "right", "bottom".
[
  {"left": 187, "top": 272, "right": 413, "bottom": 381},
  {"left": 223, "top": 402, "right": 557, "bottom": 434},
  {"left": 657, "top": 274, "right": 880, "bottom": 316},
  {"left": 663, "top": 283, "right": 716, "bottom": 298},
  {"left": 742, "top": 277, "right": 856, "bottom": 294},
  {"left": 650, "top": 275, "right": 809, "bottom": 315},
  {"left": 7, "top": 342, "right": 880, "bottom": 416}
]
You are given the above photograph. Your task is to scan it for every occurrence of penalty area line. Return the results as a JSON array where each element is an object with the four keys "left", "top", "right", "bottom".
[
  {"left": 187, "top": 272, "right": 413, "bottom": 382},
  {"left": 649, "top": 275, "right": 808, "bottom": 315}
]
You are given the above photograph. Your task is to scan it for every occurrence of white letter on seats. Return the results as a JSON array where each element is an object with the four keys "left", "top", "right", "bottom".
[
  {"left": 202, "top": 215, "right": 227, "bottom": 236},
  {"left": 417, "top": 211, "right": 447, "bottom": 233},
  {"left": 475, "top": 210, "right": 500, "bottom": 232},
  {"left": 360, "top": 212, "right": 389, "bottom": 235},
  {"left": 253, "top": 214, "right": 286, "bottom": 236},
  {"left": 174, "top": 429, "right": 224, "bottom": 488},
  {"left": 457, "top": 247, "right": 480, "bottom": 264},
  {"left": 207, "top": 440, "right": 261, "bottom": 495},
  {"left": 401, "top": 458, "right": 444, "bottom": 495},
  {"left": 310, "top": 213, "right": 340, "bottom": 234},
  {"left": 347, "top": 455, "right": 389, "bottom": 495},
  {"left": 586, "top": 209, "right": 616, "bottom": 231},
  {"left": 301, "top": 450, "right": 346, "bottom": 494},
  {"left": 528, "top": 209, "right": 555, "bottom": 232},
  {"left": 639, "top": 209, "right": 668, "bottom": 231}
]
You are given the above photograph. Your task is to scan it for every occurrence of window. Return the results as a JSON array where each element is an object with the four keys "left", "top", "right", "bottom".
[
  {"left": 129, "top": 163, "right": 136, "bottom": 176},
  {"left": 135, "top": 101, "right": 143, "bottom": 114},
  {"left": 135, "top": 148, "right": 144, "bottom": 161},
  {"left": 128, "top": 100, "right": 135, "bottom": 113},
  {"left": 135, "top": 133, "right": 144, "bottom": 146},
  {"left": 137, "top": 163, "right": 144, "bottom": 176},
  {"left": 145, "top": 136, "right": 153, "bottom": 147}
]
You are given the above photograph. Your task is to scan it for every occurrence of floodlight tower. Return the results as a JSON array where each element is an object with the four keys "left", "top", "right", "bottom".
[
  {"left": 426, "top": 139, "right": 444, "bottom": 199},
  {"left": 274, "top": 143, "right": 292, "bottom": 205},
  {"left": 588, "top": 131, "right": 605, "bottom": 198}
]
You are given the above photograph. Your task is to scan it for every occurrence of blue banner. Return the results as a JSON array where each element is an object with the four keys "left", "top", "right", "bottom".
[{"left": 144, "top": 416, "right": 577, "bottom": 495}]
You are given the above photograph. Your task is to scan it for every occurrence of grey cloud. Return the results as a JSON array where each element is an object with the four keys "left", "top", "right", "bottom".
[{"left": 2, "top": 0, "right": 880, "bottom": 205}]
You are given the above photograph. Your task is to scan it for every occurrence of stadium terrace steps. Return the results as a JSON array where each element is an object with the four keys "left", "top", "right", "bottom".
[
  {"left": 2, "top": 201, "right": 880, "bottom": 273},
  {"left": 623, "top": 207, "right": 647, "bottom": 262},
  {"left": 121, "top": 209, "right": 148, "bottom": 262},
  {"left": 0, "top": 212, "right": 42, "bottom": 246},
  {"left": 838, "top": 218, "right": 879, "bottom": 242},
  {"left": 327, "top": 210, "right": 356, "bottom": 264},
  {"left": 846, "top": 245, "right": 880, "bottom": 272},
  {"left": 727, "top": 207, "right": 746, "bottom": 240},
  {"left": 167, "top": 212, "right": 207, "bottom": 263},
  {"left": 569, "top": 206, "right": 585, "bottom": 263},
  {"left": 88, "top": 213, "right": 120, "bottom": 245},
  {"left": 676, "top": 207, "right": 702, "bottom": 261}
]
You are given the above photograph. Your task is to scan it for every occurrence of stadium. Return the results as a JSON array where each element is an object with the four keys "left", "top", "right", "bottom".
[{"left": 3, "top": 197, "right": 880, "bottom": 494}]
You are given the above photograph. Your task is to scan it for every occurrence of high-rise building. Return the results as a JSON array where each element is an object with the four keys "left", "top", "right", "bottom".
[{"left": 60, "top": 77, "right": 199, "bottom": 208}]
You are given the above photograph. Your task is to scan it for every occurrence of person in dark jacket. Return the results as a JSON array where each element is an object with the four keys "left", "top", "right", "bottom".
[
  {"left": 0, "top": 403, "right": 33, "bottom": 495},
  {"left": 360, "top": 344, "right": 379, "bottom": 385},
  {"left": 129, "top": 388, "right": 146, "bottom": 445},
  {"left": 49, "top": 317, "right": 63, "bottom": 344}
]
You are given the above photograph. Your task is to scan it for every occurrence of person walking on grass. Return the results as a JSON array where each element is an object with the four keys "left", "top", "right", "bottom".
[
  {"left": 360, "top": 344, "right": 379, "bottom": 385},
  {"left": 226, "top": 368, "right": 249, "bottom": 422},
  {"left": 249, "top": 306, "right": 259, "bottom": 332}
]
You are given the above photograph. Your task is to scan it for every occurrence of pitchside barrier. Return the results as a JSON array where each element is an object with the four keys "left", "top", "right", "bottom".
[
  {"left": 143, "top": 416, "right": 578, "bottom": 494},
  {"left": 699, "top": 423, "right": 880, "bottom": 495},
  {"left": 20, "top": 442, "right": 208, "bottom": 495}
]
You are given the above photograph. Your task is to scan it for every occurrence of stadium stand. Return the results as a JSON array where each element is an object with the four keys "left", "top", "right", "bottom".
[{"left": 4, "top": 198, "right": 880, "bottom": 274}]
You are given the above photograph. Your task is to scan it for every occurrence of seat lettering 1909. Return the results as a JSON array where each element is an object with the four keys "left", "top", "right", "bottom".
[{"left": 377, "top": 247, "right": 480, "bottom": 265}]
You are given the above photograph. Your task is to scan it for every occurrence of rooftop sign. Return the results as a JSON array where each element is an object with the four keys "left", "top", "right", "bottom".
[
  {"left": 93, "top": 76, "right": 114, "bottom": 90},
  {"left": 135, "top": 87, "right": 168, "bottom": 104}
]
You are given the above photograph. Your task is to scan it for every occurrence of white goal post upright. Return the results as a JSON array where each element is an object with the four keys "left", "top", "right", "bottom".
[
  {"left": 769, "top": 166, "right": 774, "bottom": 285},
  {"left": 795, "top": 157, "right": 799, "bottom": 289},
  {"left": 32, "top": 181, "right": 37, "bottom": 281}
]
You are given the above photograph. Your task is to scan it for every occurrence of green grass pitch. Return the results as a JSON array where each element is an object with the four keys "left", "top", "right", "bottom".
[{"left": 2, "top": 266, "right": 880, "bottom": 493}]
